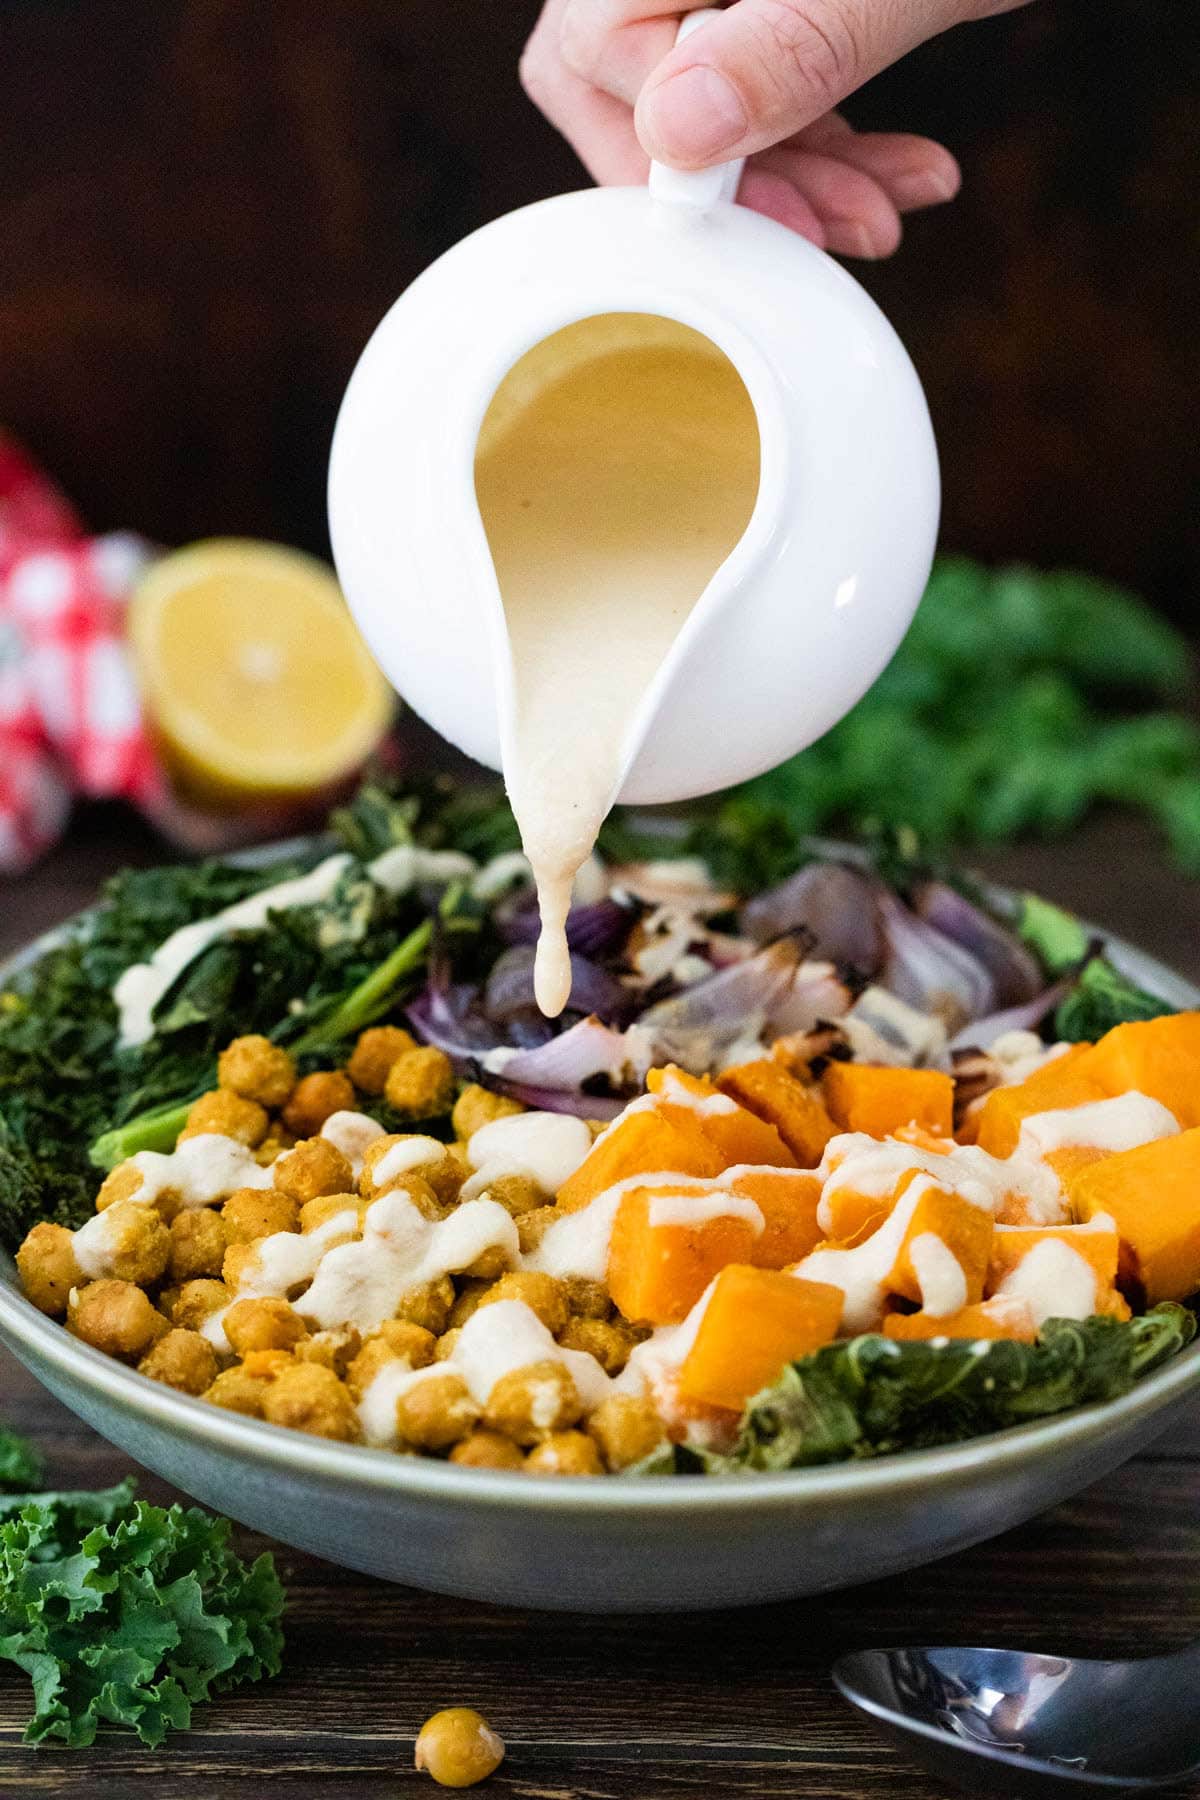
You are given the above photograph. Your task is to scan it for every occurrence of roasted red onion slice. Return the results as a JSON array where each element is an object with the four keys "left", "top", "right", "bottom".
[
  {"left": 486, "top": 1015, "right": 655, "bottom": 1091},
  {"left": 877, "top": 891, "right": 996, "bottom": 1030},
  {"left": 946, "top": 979, "right": 1073, "bottom": 1052},
  {"left": 913, "top": 880, "right": 1043, "bottom": 1008},
  {"left": 483, "top": 945, "right": 630, "bottom": 1025},
  {"left": 740, "top": 862, "right": 882, "bottom": 972},
  {"left": 484, "top": 1081, "right": 626, "bottom": 1121},
  {"left": 494, "top": 888, "right": 637, "bottom": 958},
  {"left": 638, "top": 937, "right": 852, "bottom": 1073}
]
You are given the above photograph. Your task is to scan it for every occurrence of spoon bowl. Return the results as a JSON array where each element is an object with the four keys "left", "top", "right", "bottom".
[{"left": 834, "top": 1642, "right": 1200, "bottom": 1796}]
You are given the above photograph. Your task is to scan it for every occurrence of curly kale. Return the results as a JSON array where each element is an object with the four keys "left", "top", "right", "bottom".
[{"left": 0, "top": 1475, "right": 283, "bottom": 1747}]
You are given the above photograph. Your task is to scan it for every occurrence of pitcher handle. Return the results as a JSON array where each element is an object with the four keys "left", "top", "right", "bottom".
[{"left": 648, "top": 9, "right": 745, "bottom": 211}]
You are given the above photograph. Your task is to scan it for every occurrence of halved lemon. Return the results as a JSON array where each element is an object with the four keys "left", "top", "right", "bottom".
[{"left": 128, "top": 539, "right": 393, "bottom": 806}]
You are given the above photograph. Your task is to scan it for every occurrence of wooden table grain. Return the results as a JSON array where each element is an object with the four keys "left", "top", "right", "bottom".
[{"left": 1, "top": 804, "right": 1198, "bottom": 1800}]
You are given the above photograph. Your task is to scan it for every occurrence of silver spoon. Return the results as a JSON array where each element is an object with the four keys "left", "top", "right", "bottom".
[{"left": 833, "top": 1643, "right": 1200, "bottom": 1796}]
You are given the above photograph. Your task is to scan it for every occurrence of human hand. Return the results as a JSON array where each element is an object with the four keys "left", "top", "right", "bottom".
[{"left": 521, "top": 0, "right": 1030, "bottom": 257}]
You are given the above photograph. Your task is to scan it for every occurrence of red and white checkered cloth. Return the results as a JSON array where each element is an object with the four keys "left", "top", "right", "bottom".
[{"left": 0, "top": 435, "right": 161, "bottom": 872}]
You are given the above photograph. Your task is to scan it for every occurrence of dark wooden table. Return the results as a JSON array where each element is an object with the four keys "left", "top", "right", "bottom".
[{"left": 1, "top": 804, "right": 1198, "bottom": 1799}]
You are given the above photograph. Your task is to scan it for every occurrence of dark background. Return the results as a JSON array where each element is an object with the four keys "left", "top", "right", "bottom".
[{"left": 1, "top": 0, "right": 1197, "bottom": 621}]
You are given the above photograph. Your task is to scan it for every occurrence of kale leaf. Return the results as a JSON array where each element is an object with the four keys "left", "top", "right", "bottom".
[
  {"left": 719, "top": 1306, "right": 1195, "bottom": 1471},
  {"left": 1054, "top": 957, "right": 1176, "bottom": 1043},
  {"left": 0, "top": 1478, "right": 284, "bottom": 1747}
]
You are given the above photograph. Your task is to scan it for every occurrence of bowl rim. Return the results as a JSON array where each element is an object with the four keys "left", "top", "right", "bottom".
[{"left": 2, "top": 842, "right": 1198, "bottom": 1517}]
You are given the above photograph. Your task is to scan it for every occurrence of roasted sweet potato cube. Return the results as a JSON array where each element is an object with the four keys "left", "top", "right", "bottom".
[
  {"left": 1085, "top": 1013, "right": 1200, "bottom": 1128},
  {"left": 717, "top": 1060, "right": 836, "bottom": 1166},
  {"left": 883, "top": 1296, "right": 1037, "bottom": 1343},
  {"left": 974, "top": 1044, "right": 1106, "bottom": 1157},
  {"left": 677, "top": 1266, "right": 843, "bottom": 1410},
  {"left": 822, "top": 1063, "right": 954, "bottom": 1139},
  {"left": 727, "top": 1167, "right": 824, "bottom": 1267},
  {"left": 887, "top": 1185, "right": 993, "bottom": 1312},
  {"left": 987, "top": 1218, "right": 1120, "bottom": 1294},
  {"left": 607, "top": 1185, "right": 762, "bottom": 1324},
  {"left": 648, "top": 1064, "right": 797, "bottom": 1168},
  {"left": 556, "top": 1104, "right": 726, "bottom": 1213},
  {"left": 1072, "top": 1128, "right": 1200, "bottom": 1302}
]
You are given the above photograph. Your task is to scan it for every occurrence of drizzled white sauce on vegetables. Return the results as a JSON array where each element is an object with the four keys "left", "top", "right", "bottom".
[
  {"left": 113, "top": 854, "right": 352, "bottom": 1047},
  {"left": 463, "top": 1112, "right": 592, "bottom": 1201},
  {"left": 815, "top": 1133, "right": 1066, "bottom": 1235},
  {"left": 907, "top": 1232, "right": 968, "bottom": 1317},
  {"left": 1016, "top": 1092, "right": 1178, "bottom": 1156},
  {"left": 124, "top": 1134, "right": 272, "bottom": 1209},
  {"left": 320, "top": 1110, "right": 386, "bottom": 1176},
  {"left": 995, "top": 1238, "right": 1098, "bottom": 1325}
]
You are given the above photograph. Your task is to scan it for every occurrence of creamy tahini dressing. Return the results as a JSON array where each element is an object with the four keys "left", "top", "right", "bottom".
[
  {"left": 907, "top": 1232, "right": 968, "bottom": 1317},
  {"left": 1016, "top": 1091, "right": 1179, "bottom": 1156},
  {"left": 473, "top": 312, "right": 760, "bottom": 1015},
  {"left": 815, "top": 1133, "right": 1066, "bottom": 1235},
  {"left": 995, "top": 1238, "right": 1098, "bottom": 1325},
  {"left": 113, "top": 854, "right": 352, "bottom": 1047},
  {"left": 463, "top": 1112, "right": 592, "bottom": 1201},
  {"left": 122, "top": 1134, "right": 272, "bottom": 1209},
  {"left": 320, "top": 1110, "right": 386, "bottom": 1176}
]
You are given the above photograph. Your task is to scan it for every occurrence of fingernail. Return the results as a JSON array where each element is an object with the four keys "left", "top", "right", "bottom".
[
  {"left": 891, "top": 168, "right": 958, "bottom": 207},
  {"left": 833, "top": 221, "right": 877, "bottom": 259},
  {"left": 641, "top": 65, "right": 749, "bottom": 165}
]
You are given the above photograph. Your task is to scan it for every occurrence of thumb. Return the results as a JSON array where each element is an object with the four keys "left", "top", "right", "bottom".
[{"left": 635, "top": 0, "right": 965, "bottom": 168}]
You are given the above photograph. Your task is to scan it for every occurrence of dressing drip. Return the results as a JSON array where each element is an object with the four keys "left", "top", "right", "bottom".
[{"left": 474, "top": 312, "right": 760, "bottom": 1015}]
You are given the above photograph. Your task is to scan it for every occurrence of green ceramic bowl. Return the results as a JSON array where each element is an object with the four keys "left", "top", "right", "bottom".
[{"left": 0, "top": 864, "right": 1196, "bottom": 1612}]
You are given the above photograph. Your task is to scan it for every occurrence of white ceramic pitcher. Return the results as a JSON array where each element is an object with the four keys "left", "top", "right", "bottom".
[{"left": 328, "top": 11, "right": 939, "bottom": 806}]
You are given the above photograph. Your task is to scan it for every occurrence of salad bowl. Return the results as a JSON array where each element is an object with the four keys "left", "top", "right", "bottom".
[{"left": 0, "top": 869, "right": 1197, "bottom": 1613}]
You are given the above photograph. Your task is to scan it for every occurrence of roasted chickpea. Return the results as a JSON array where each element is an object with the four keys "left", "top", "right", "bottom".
[
  {"left": 451, "top": 1083, "right": 524, "bottom": 1143},
  {"left": 222, "top": 1186, "right": 300, "bottom": 1243},
  {"left": 524, "top": 1430, "right": 604, "bottom": 1476},
  {"left": 394, "top": 1275, "right": 455, "bottom": 1335},
  {"left": 224, "top": 1296, "right": 308, "bottom": 1356},
  {"left": 563, "top": 1277, "right": 611, "bottom": 1320},
  {"left": 558, "top": 1316, "right": 636, "bottom": 1375},
  {"left": 484, "top": 1360, "right": 581, "bottom": 1445},
  {"left": 254, "top": 1131, "right": 295, "bottom": 1166},
  {"left": 394, "top": 1370, "right": 479, "bottom": 1451},
  {"left": 137, "top": 1327, "right": 219, "bottom": 1395},
  {"left": 434, "top": 1328, "right": 462, "bottom": 1363},
  {"left": 217, "top": 1034, "right": 297, "bottom": 1108},
  {"left": 480, "top": 1173, "right": 543, "bottom": 1218},
  {"left": 172, "top": 1278, "right": 231, "bottom": 1332},
  {"left": 281, "top": 1070, "right": 355, "bottom": 1138},
  {"left": 346, "top": 1025, "right": 415, "bottom": 1094},
  {"left": 293, "top": 1324, "right": 362, "bottom": 1374},
  {"left": 298, "top": 1192, "right": 365, "bottom": 1234},
  {"left": 242, "top": 1348, "right": 296, "bottom": 1379},
  {"left": 414, "top": 1707, "right": 505, "bottom": 1788},
  {"left": 261, "top": 1362, "right": 361, "bottom": 1441},
  {"left": 346, "top": 1320, "right": 436, "bottom": 1398},
  {"left": 461, "top": 1245, "right": 511, "bottom": 1283},
  {"left": 586, "top": 1394, "right": 667, "bottom": 1472},
  {"left": 449, "top": 1428, "right": 526, "bottom": 1471},
  {"left": 515, "top": 1206, "right": 557, "bottom": 1254},
  {"left": 68, "top": 1280, "right": 169, "bottom": 1360},
  {"left": 16, "top": 1222, "right": 82, "bottom": 1316},
  {"left": 372, "top": 1172, "right": 445, "bottom": 1222},
  {"left": 168, "top": 1207, "right": 228, "bottom": 1282},
  {"left": 204, "top": 1366, "right": 271, "bottom": 1417},
  {"left": 179, "top": 1089, "right": 269, "bottom": 1148},
  {"left": 94, "top": 1162, "right": 148, "bottom": 1212},
  {"left": 80, "top": 1199, "right": 171, "bottom": 1286},
  {"left": 446, "top": 1279, "right": 495, "bottom": 1331},
  {"left": 476, "top": 1270, "right": 569, "bottom": 1337},
  {"left": 220, "top": 1242, "right": 259, "bottom": 1290},
  {"left": 273, "top": 1137, "right": 353, "bottom": 1203},
  {"left": 384, "top": 1046, "right": 455, "bottom": 1120}
]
